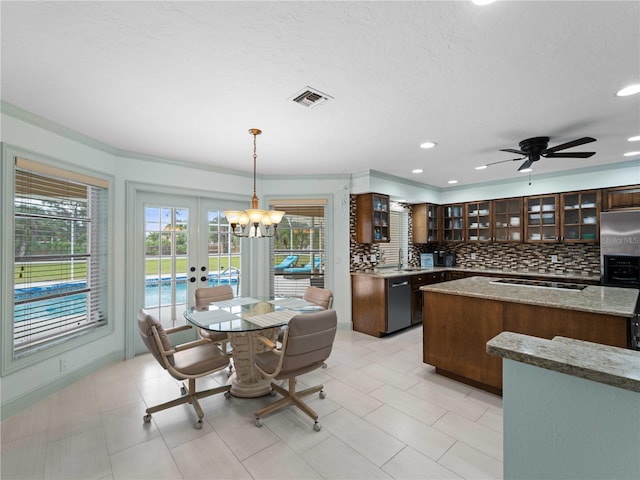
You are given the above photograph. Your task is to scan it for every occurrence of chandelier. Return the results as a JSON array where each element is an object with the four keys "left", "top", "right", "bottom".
[{"left": 224, "top": 129, "right": 285, "bottom": 238}]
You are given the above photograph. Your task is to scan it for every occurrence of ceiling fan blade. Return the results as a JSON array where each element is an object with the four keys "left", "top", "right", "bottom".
[
  {"left": 543, "top": 137, "right": 596, "bottom": 154},
  {"left": 544, "top": 152, "right": 595, "bottom": 158},
  {"left": 518, "top": 159, "right": 534, "bottom": 171},
  {"left": 500, "top": 148, "right": 527, "bottom": 155},
  {"left": 486, "top": 157, "right": 522, "bottom": 166}
]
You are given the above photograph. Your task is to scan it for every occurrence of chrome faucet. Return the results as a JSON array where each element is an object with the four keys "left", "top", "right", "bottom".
[{"left": 398, "top": 248, "right": 403, "bottom": 270}]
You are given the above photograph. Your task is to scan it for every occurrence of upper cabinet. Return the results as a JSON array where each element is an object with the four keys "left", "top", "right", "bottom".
[
  {"left": 465, "top": 201, "right": 491, "bottom": 242},
  {"left": 355, "top": 193, "right": 390, "bottom": 243},
  {"left": 524, "top": 195, "right": 559, "bottom": 242},
  {"left": 560, "top": 190, "right": 601, "bottom": 242},
  {"left": 604, "top": 185, "right": 640, "bottom": 210},
  {"left": 442, "top": 204, "right": 465, "bottom": 241},
  {"left": 493, "top": 198, "right": 523, "bottom": 242},
  {"left": 412, "top": 203, "right": 439, "bottom": 243}
]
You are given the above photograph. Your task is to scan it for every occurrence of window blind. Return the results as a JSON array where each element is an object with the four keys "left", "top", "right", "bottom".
[
  {"left": 378, "top": 210, "right": 408, "bottom": 267},
  {"left": 13, "top": 159, "right": 109, "bottom": 357}
]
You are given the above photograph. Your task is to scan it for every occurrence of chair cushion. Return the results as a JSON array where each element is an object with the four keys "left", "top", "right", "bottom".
[
  {"left": 172, "top": 342, "right": 230, "bottom": 376},
  {"left": 254, "top": 349, "right": 280, "bottom": 375}
]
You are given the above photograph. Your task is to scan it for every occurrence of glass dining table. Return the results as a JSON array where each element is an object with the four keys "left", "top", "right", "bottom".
[{"left": 184, "top": 297, "right": 324, "bottom": 397}]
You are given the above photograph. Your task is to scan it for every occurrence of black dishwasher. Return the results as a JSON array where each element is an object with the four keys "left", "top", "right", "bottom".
[{"left": 387, "top": 277, "right": 412, "bottom": 333}]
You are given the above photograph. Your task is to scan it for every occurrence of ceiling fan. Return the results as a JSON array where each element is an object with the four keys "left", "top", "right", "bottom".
[{"left": 484, "top": 136, "right": 597, "bottom": 172}]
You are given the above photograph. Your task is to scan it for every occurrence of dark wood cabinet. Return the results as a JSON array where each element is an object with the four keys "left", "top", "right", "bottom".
[
  {"left": 604, "top": 185, "right": 640, "bottom": 210},
  {"left": 493, "top": 197, "right": 523, "bottom": 242},
  {"left": 442, "top": 204, "right": 464, "bottom": 241},
  {"left": 524, "top": 194, "right": 559, "bottom": 242},
  {"left": 412, "top": 203, "right": 439, "bottom": 243},
  {"left": 355, "top": 193, "right": 390, "bottom": 243},
  {"left": 465, "top": 201, "right": 491, "bottom": 242},
  {"left": 411, "top": 271, "right": 447, "bottom": 324},
  {"left": 423, "top": 291, "right": 628, "bottom": 393},
  {"left": 560, "top": 190, "right": 601, "bottom": 242}
]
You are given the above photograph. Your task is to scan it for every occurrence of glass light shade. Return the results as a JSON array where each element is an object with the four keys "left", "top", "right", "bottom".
[
  {"left": 238, "top": 213, "right": 250, "bottom": 226},
  {"left": 261, "top": 216, "right": 272, "bottom": 227},
  {"left": 267, "top": 210, "right": 285, "bottom": 225},
  {"left": 224, "top": 210, "right": 243, "bottom": 224},
  {"left": 246, "top": 209, "right": 267, "bottom": 224}
]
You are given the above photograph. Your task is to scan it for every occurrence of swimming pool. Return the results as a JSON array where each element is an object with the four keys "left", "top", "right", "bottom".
[{"left": 14, "top": 275, "right": 239, "bottom": 322}]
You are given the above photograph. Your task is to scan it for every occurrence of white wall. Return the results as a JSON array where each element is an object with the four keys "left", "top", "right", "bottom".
[{"left": 0, "top": 108, "right": 353, "bottom": 418}]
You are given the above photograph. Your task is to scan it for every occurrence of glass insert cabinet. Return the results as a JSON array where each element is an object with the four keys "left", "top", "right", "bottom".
[
  {"left": 525, "top": 195, "right": 559, "bottom": 242},
  {"left": 560, "top": 190, "right": 601, "bottom": 242},
  {"left": 494, "top": 198, "right": 523, "bottom": 242},
  {"left": 355, "top": 193, "right": 390, "bottom": 243}
]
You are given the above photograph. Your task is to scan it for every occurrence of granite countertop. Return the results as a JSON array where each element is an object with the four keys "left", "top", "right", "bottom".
[
  {"left": 487, "top": 331, "right": 640, "bottom": 393},
  {"left": 352, "top": 266, "right": 600, "bottom": 282},
  {"left": 420, "top": 275, "right": 638, "bottom": 317}
]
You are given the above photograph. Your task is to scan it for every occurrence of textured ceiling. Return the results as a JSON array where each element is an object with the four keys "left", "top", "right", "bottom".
[{"left": 1, "top": 1, "right": 639, "bottom": 188}]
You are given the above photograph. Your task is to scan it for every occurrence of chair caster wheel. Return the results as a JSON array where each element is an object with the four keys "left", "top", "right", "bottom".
[
  {"left": 269, "top": 389, "right": 277, "bottom": 397},
  {"left": 322, "top": 362, "right": 328, "bottom": 369},
  {"left": 319, "top": 391, "right": 326, "bottom": 399},
  {"left": 180, "top": 386, "right": 187, "bottom": 396},
  {"left": 313, "top": 422, "right": 321, "bottom": 432},
  {"left": 255, "top": 418, "right": 263, "bottom": 427},
  {"left": 224, "top": 391, "right": 231, "bottom": 399},
  {"left": 194, "top": 420, "right": 203, "bottom": 430},
  {"left": 143, "top": 414, "right": 152, "bottom": 424}
]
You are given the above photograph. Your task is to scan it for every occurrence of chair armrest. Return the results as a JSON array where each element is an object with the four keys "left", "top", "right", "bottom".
[
  {"left": 256, "top": 336, "right": 277, "bottom": 350},
  {"left": 173, "top": 338, "right": 214, "bottom": 352},
  {"left": 166, "top": 324, "right": 193, "bottom": 335}
]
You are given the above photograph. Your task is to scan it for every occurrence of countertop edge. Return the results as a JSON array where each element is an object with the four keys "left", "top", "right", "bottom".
[
  {"left": 487, "top": 332, "right": 640, "bottom": 393},
  {"left": 350, "top": 267, "right": 600, "bottom": 282},
  {"left": 420, "top": 276, "right": 638, "bottom": 317}
]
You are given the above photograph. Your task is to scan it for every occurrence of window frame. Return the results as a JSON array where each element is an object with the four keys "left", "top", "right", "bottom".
[{"left": 1, "top": 146, "right": 115, "bottom": 375}]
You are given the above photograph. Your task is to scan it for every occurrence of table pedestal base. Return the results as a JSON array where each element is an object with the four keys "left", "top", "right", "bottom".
[{"left": 227, "top": 327, "right": 280, "bottom": 398}]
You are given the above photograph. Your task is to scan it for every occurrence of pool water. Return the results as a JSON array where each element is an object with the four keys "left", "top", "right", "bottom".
[{"left": 15, "top": 276, "right": 238, "bottom": 322}]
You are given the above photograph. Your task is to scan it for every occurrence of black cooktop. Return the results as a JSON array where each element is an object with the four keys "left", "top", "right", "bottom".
[{"left": 490, "top": 278, "right": 587, "bottom": 291}]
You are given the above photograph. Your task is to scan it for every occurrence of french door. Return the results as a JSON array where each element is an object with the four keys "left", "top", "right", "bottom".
[{"left": 133, "top": 192, "right": 242, "bottom": 355}]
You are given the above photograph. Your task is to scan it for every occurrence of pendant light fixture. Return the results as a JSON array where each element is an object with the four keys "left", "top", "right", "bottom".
[{"left": 224, "top": 129, "right": 285, "bottom": 238}]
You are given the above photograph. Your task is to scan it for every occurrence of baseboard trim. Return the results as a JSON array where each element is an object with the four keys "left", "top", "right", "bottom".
[{"left": 0, "top": 350, "right": 124, "bottom": 420}]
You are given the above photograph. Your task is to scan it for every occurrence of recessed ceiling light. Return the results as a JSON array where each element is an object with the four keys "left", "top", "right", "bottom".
[
  {"left": 616, "top": 84, "right": 640, "bottom": 97},
  {"left": 628, "top": 135, "right": 640, "bottom": 142},
  {"left": 472, "top": 0, "right": 496, "bottom": 5},
  {"left": 447, "top": 180, "right": 458, "bottom": 184},
  {"left": 412, "top": 169, "right": 424, "bottom": 174},
  {"left": 475, "top": 165, "right": 488, "bottom": 170},
  {"left": 420, "top": 142, "right": 437, "bottom": 149},
  {"left": 623, "top": 151, "right": 640, "bottom": 157},
  {"left": 519, "top": 168, "right": 533, "bottom": 173}
]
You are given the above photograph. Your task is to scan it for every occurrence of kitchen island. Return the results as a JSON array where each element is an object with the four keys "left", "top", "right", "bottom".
[
  {"left": 487, "top": 332, "right": 640, "bottom": 479},
  {"left": 421, "top": 276, "right": 638, "bottom": 394}
]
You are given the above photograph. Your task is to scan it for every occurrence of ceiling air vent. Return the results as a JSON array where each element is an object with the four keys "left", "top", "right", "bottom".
[{"left": 289, "top": 87, "right": 333, "bottom": 109}]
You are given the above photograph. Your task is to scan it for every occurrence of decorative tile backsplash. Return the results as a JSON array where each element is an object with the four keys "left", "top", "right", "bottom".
[{"left": 350, "top": 196, "right": 601, "bottom": 277}]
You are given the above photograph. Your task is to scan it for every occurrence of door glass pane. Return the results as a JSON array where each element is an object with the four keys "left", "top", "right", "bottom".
[
  {"left": 207, "top": 210, "right": 241, "bottom": 295},
  {"left": 144, "top": 205, "right": 189, "bottom": 325}
]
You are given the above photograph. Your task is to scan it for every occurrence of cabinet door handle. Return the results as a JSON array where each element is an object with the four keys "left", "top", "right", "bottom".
[{"left": 391, "top": 281, "right": 409, "bottom": 287}]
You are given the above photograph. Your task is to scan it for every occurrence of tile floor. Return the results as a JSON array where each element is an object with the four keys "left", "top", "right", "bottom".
[{"left": 1, "top": 325, "right": 503, "bottom": 479}]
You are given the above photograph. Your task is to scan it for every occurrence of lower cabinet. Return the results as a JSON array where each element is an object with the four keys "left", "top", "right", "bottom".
[
  {"left": 352, "top": 275, "right": 412, "bottom": 337},
  {"left": 411, "top": 272, "right": 447, "bottom": 324},
  {"left": 423, "top": 292, "right": 628, "bottom": 393}
]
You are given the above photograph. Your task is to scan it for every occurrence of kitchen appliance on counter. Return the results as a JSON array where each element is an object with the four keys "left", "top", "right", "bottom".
[
  {"left": 433, "top": 251, "right": 456, "bottom": 267},
  {"left": 600, "top": 211, "right": 640, "bottom": 288}
]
